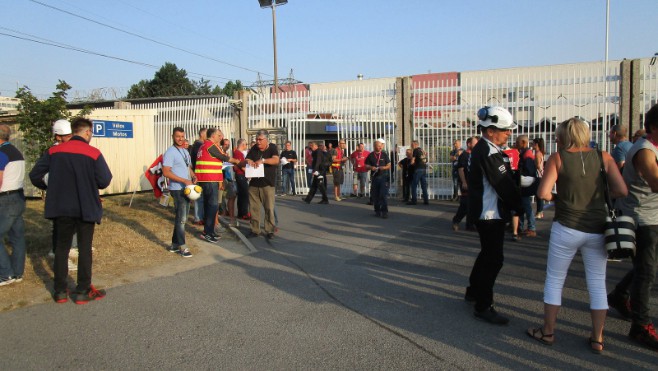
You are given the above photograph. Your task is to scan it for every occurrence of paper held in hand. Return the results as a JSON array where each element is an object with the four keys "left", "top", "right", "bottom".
[{"left": 245, "top": 163, "right": 265, "bottom": 178}]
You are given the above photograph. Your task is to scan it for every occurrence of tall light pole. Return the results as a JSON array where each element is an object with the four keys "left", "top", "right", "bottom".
[
  {"left": 603, "top": 0, "right": 610, "bottom": 131},
  {"left": 258, "top": 0, "right": 288, "bottom": 95}
]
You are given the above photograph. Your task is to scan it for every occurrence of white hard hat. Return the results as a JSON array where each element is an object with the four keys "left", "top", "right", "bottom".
[
  {"left": 53, "top": 119, "right": 72, "bottom": 135},
  {"left": 375, "top": 138, "right": 386, "bottom": 145},
  {"left": 477, "top": 106, "right": 517, "bottom": 130}
]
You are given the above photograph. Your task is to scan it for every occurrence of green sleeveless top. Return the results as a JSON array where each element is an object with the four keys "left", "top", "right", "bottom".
[{"left": 554, "top": 149, "right": 608, "bottom": 233}]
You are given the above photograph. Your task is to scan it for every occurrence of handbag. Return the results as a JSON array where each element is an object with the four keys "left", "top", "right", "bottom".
[{"left": 597, "top": 150, "right": 636, "bottom": 259}]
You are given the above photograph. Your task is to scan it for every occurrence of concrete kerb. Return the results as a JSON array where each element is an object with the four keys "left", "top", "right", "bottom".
[{"left": 218, "top": 217, "right": 258, "bottom": 253}]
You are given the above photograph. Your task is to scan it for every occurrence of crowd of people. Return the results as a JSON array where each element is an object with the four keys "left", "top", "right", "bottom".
[{"left": 1, "top": 103, "right": 657, "bottom": 356}]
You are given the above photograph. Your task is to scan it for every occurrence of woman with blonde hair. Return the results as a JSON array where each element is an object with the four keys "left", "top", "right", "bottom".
[{"left": 526, "top": 117, "right": 627, "bottom": 353}]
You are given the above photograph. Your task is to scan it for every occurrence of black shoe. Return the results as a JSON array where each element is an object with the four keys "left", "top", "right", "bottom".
[
  {"left": 53, "top": 290, "right": 68, "bottom": 304},
  {"left": 464, "top": 288, "right": 476, "bottom": 303},
  {"left": 629, "top": 323, "right": 658, "bottom": 350},
  {"left": 381, "top": 212, "right": 388, "bottom": 219},
  {"left": 350, "top": 193, "right": 357, "bottom": 197},
  {"left": 166, "top": 245, "right": 180, "bottom": 253},
  {"left": 74, "top": 285, "right": 106, "bottom": 305},
  {"left": 266, "top": 233, "right": 274, "bottom": 240},
  {"left": 200, "top": 233, "right": 220, "bottom": 243},
  {"left": 608, "top": 292, "right": 632, "bottom": 321},
  {"left": 406, "top": 201, "right": 417, "bottom": 205},
  {"left": 301, "top": 197, "right": 310, "bottom": 204},
  {"left": 358, "top": 193, "right": 364, "bottom": 198},
  {"left": 318, "top": 200, "right": 329, "bottom": 204},
  {"left": 474, "top": 306, "right": 509, "bottom": 325},
  {"left": 374, "top": 212, "right": 381, "bottom": 217},
  {"left": 247, "top": 231, "right": 260, "bottom": 238},
  {"left": 423, "top": 201, "right": 429, "bottom": 205}
]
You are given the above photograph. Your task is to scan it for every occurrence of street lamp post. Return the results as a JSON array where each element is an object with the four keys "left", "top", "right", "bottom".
[{"left": 258, "top": 0, "right": 288, "bottom": 95}]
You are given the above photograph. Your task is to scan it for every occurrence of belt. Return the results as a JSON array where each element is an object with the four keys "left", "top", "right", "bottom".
[{"left": 0, "top": 189, "right": 23, "bottom": 197}]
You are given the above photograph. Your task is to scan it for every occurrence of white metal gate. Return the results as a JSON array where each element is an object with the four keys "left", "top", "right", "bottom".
[
  {"left": 412, "top": 62, "right": 622, "bottom": 199},
  {"left": 249, "top": 82, "right": 397, "bottom": 196}
]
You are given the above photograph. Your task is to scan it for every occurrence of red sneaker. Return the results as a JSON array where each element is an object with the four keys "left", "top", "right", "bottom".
[{"left": 74, "top": 285, "right": 106, "bottom": 305}]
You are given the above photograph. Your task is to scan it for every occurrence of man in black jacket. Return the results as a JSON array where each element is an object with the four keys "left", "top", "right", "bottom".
[
  {"left": 302, "top": 142, "right": 329, "bottom": 204},
  {"left": 30, "top": 118, "right": 112, "bottom": 304},
  {"left": 465, "top": 106, "right": 522, "bottom": 325}
]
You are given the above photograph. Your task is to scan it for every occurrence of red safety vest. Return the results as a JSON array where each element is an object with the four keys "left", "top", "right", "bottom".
[
  {"left": 331, "top": 148, "right": 343, "bottom": 169},
  {"left": 195, "top": 140, "right": 223, "bottom": 182}
]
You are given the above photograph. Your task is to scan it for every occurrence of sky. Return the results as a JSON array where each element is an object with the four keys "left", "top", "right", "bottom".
[{"left": 2, "top": 0, "right": 656, "bottom": 100}]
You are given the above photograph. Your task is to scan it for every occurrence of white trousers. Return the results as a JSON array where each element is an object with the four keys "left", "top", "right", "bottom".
[{"left": 543, "top": 221, "right": 609, "bottom": 310}]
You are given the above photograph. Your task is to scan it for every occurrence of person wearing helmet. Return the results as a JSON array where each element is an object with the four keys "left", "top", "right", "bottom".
[{"left": 465, "top": 106, "right": 522, "bottom": 325}]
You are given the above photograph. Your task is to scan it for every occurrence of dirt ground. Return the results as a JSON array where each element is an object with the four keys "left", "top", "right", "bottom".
[{"left": 0, "top": 193, "right": 247, "bottom": 312}]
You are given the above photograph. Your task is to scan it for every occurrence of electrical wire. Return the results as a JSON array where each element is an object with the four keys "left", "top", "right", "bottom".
[
  {"left": 28, "top": 0, "right": 272, "bottom": 77},
  {"left": 0, "top": 27, "right": 249, "bottom": 83}
]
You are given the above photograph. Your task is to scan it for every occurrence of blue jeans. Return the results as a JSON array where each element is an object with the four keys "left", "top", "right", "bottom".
[
  {"left": 282, "top": 168, "right": 296, "bottom": 194},
  {"left": 192, "top": 197, "right": 204, "bottom": 223},
  {"left": 411, "top": 168, "right": 428, "bottom": 203},
  {"left": 371, "top": 176, "right": 389, "bottom": 214},
  {"left": 519, "top": 196, "right": 536, "bottom": 231},
  {"left": 170, "top": 190, "right": 190, "bottom": 248},
  {"left": 0, "top": 192, "right": 26, "bottom": 278},
  {"left": 200, "top": 182, "right": 219, "bottom": 235}
]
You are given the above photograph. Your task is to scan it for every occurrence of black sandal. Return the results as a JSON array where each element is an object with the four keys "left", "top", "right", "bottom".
[
  {"left": 589, "top": 337, "right": 604, "bottom": 354},
  {"left": 527, "top": 327, "right": 554, "bottom": 345}
]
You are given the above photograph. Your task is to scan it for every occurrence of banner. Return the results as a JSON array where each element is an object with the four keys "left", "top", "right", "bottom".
[{"left": 145, "top": 154, "right": 165, "bottom": 198}]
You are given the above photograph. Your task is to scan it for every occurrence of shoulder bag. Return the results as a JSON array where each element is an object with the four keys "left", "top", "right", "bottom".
[{"left": 597, "top": 150, "right": 636, "bottom": 259}]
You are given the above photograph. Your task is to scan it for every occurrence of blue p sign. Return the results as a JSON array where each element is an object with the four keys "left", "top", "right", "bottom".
[{"left": 93, "top": 121, "right": 106, "bottom": 137}]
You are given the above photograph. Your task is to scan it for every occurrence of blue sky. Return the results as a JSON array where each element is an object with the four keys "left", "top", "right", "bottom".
[{"left": 2, "top": 0, "right": 656, "bottom": 98}]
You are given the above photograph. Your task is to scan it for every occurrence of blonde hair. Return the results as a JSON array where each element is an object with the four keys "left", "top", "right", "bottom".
[{"left": 556, "top": 117, "right": 590, "bottom": 149}]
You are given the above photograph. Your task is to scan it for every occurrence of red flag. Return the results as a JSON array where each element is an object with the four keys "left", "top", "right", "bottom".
[{"left": 145, "top": 154, "right": 164, "bottom": 198}]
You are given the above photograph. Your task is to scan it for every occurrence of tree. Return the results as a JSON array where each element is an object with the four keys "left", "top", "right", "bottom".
[
  {"left": 127, "top": 62, "right": 197, "bottom": 98},
  {"left": 126, "top": 63, "right": 246, "bottom": 99},
  {"left": 221, "top": 80, "right": 244, "bottom": 98},
  {"left": 15, "top": 80, "right": 92, "bottom": 163}
]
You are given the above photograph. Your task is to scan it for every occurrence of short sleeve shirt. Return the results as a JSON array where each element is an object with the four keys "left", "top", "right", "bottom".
[
  {"left": 365, "top": 151, "right": 391, "bottom": 178},
  {"left": 280, "top": 150, "right": 297, "bottom": 170},
  {"left": 163, "top": 145, "right": 191, "bottom": 191},
  {"left": 351, "top": 150, "right": 370, "bottom": 173},
  {"left": 413, "top": 147, "right": 427, "bottom": 170},
  {"left": 246, "top": 143, "right": 279, "bottom": 187},
  {"left": 0, "top": 142, "right": 25, "bottom": 192},
  {"left": 612, "top": 140, "right": 632, "bottom": 165}
]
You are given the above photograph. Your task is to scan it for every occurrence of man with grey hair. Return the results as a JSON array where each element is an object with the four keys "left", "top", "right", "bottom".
[
  {"left": 609, "top": 124, "right": 633, "bottom": 171},
  {"left": 246, "top": 130, "right": 279, "bottom": 239},
  {"left": 0, "top": 124, "right": 26, "bottom": 286}
]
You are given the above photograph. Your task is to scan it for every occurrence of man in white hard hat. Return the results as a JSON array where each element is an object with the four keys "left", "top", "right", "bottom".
[
  {"left": 52, "top": 119, "right": 73, "bottom": 144},
  {"left": 465, "top": 106, "right": 522, "bottom": 325}
]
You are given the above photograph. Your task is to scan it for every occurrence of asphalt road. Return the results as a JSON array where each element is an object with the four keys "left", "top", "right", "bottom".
[{"left": 1, "top": 194, "right": 657, "bottom": 370}]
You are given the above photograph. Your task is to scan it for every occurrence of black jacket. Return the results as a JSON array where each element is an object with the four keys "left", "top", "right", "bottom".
[
  {"left": 29, "top": 136, "right": 112, "bottom": 224},
  {"left": 467, "top": 138, "right": 522, "bottom": 222}
]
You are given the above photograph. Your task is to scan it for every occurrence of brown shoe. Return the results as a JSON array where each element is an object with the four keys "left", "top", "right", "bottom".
[
  {"left": 452, "top": 223, "right": 459, "bottom": 232},
  {"left": 524, "top": 230, "right": 537, "bottom": 237}
]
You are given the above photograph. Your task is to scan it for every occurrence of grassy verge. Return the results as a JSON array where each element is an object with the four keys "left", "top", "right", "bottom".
[{"left": 0, "top": 193, "right": 198, "bottom": 311}]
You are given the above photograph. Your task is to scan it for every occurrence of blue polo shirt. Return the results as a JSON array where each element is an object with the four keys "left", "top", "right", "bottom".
[{"left": 163, "top": 145, "right": 192, "bottom": 191}]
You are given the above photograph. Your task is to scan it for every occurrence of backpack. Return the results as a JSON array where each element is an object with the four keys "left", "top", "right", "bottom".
[{"left": 320, "top": 151, "right": 332, "bottom": 170}]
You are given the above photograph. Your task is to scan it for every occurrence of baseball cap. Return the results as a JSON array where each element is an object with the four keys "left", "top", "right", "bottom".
[
  {"left": 375, "top": 138, "right": 386, "bottom": 145},
  {"left": 53, "top": 119, "right": 72, "bottom": 135},
  {"left": 477, "top": 106, "right": 517, "bottom": 130}
]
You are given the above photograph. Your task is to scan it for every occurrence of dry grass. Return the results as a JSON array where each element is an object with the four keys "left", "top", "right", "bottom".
[{"left": 0, "top": 192, "right": 200, "bottom": 311}]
